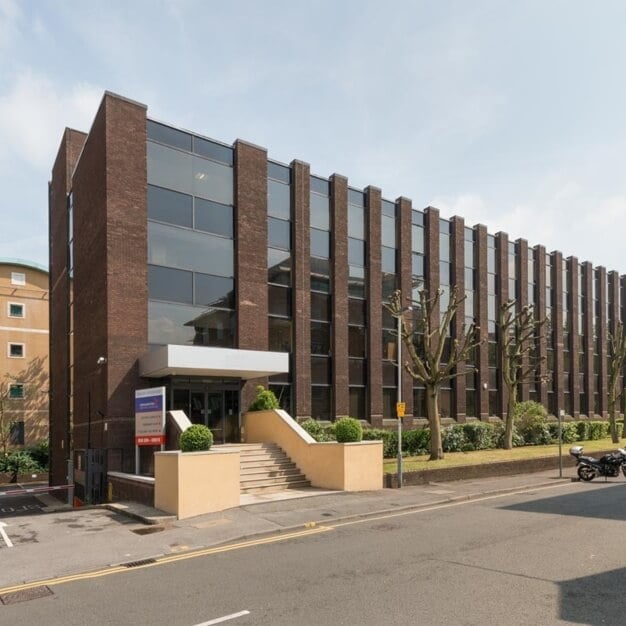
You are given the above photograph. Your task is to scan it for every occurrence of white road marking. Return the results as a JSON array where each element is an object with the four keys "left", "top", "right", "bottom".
[
  {"left": 0, "top": 521, "right": 14, "bottom": 548},
  {"left": 194, "top": 610, "right": 250, "bottom": 625}
]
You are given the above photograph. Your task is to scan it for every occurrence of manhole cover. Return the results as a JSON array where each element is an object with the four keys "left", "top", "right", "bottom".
[
  {"left": 0, "top": 586, "right": 53, "bottom": 605},
  {"left": 132, "top": 526, "right": 165, "bottom": 535}
]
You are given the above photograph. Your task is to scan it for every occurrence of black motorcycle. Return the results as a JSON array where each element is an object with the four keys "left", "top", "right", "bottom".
[{"left": 569, "top": 446, "right": 626, "bottom": 481}]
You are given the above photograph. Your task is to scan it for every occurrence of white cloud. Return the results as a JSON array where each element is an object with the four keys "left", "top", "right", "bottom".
[{"left": 0, "top": 71, "right": 102, "bottom": 170}]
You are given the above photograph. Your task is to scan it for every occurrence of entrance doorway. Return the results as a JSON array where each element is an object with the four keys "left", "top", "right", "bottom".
[{"left": 171, "top": 384, "right": 240, "bottom": 444}]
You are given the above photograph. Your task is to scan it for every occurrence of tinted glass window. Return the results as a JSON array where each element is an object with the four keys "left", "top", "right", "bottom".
[
  {"left": 412, "top": 210, "right": 424, "bottom": 226},
  {"left": 348, "top": 205, "right": 365, "bottom": 239},
  {"left": 268, "top": 285, "right": 292, "bottom": 317},
  {"left": 383, "top": 361, "right": 397, "bottom": 386},
  {"left": 148, "top": 265, "right": 193, "bottom": 304},
  {"left": 310, "top": 193, "right": 330, "bottom": 230},
  {"left": 310, "top": 176, "right": 330, "bottom": 195},
  {"left": 311, "top": 292, "right": 331, "bottom": 321},
  {"left": 194, "top": 137, "right": 233, "bottom": 165},
  {"left": 349, "top": 358, "right": 366, "bottom": 385},
  {"left": 311, "top": 386, "right": 331, "bottom": 419},
  {"left": 148, "top": 221, "right": 234, "bottom": 276},
  {"left": 268, "top": 217, "right": 291, "bottom": 250},
  {"left": 412, "top": 253, "right": 424, "bottom": 277},
  {"left": 382, "top": 216, "right": 396, "bottom": 248},
  {"left": 311, "top": 229, "right": 330, "bottom": 258},
  {"left": 193, "top": 155, "right": 233, "bottom": 205},
  {"left": 311, "top": 322, "right": 331, "bottom": 355},
  {"left": 382, "top": 273, "right": 397, "bottom": 300},
  {"left": 311, "top": 257, "right": 330, "bottom": 292},
  {"left": 348, "top": 189, "right": 364, "bottom": 206},
  {"left": 349, "top": 298, "right": 366, "bottom": 325},
  {"left": 382, "top": 199, "right": 396, "bottom": 218},
  {"left": 440, "top": 233, "right": 450, "bottom": 262},
  {"left": 195, "top": 198, "right": 233, "bottom": 237},
  {"left": 268, "top": 162, "right": 291, "bottom": 183},
  {"left": 148, "top": 301, "right": 234, "bottom": 347},
  {"left": 382, "top": 246, "right": 396, "bottom": 274},
  {"left": 268, "top": 180, "right": 291, "bottom": 220},
  {"left": 348, "top": 238, "right": 365, "bottom": 266},
  {"left": 195, "top": 273, "right": 234, "bottom": 309},
  {"left": 349, "top": 326, "right": 366, "bottom": 357},
  {"left": 148, "top": 185, "right": 193, "bottom": 228},
  {"left": 268, "top": 248, "right": 292, "bottom": 286},
  {"left": 269, "top": 317, "right": 292, "bottom": 352},
  {"left": 348, "top": 265, "right": 365, "bottom": 298},
  {"left": 412, "top": 225, "right": 424, "bottom": 254},
  {"left": 349, "top": 387, "right": 366, "bottom": 420},
  {"left": 147, "top": 120, "right": 192, "bottom": 151},
  {"left": 311, "top": 357, "right": 332, "bottom": 385}
]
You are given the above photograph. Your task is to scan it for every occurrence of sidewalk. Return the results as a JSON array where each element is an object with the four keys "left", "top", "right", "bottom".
[{"left": 0, "top": 469, "right": 576, "bottom": 590}]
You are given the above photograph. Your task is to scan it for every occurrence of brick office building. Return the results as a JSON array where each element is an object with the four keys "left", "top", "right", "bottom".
[{"left": 48, "top": 91, "right": 625, "bottom": 485}]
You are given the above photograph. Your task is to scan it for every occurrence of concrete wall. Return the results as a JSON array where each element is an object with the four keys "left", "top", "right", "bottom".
[
  {"left": 244, "top": 410, "right": 383, "bottom": 491},
  {"left": 154, "top": 449, "right": 240, "bottom": 519}
]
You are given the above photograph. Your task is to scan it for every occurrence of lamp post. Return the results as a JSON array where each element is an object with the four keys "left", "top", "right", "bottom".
[
  {"left": 397, "top": 306, "right": 411, "bottom": 488},
  {"left": 84, "top": 356, "right": 107, "bottom": 504}
]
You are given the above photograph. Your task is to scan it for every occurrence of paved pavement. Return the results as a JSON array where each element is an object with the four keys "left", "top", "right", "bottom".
[{"left": 0, "top": 469, "right": 580, "bottom": 590}]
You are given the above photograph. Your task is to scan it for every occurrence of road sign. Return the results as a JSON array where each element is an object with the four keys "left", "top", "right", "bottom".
[{"left": 396, "top": 402, "right": 406, "bottom": 418}]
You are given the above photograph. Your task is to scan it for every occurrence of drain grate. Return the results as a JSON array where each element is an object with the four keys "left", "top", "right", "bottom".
[
  {"left": 0, "top": 586, "right": 53, "bottom": 605},
  {"left": 132, "top": 526, "right": 165, "bottom": 535},
  {"left": 122, "top": 558, "right": 158, "bottom": 568}
]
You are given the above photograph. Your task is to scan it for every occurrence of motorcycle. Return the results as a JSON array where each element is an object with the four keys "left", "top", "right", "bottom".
[{"left": 569, "top": 445, "right": 626, "bottom": 481}]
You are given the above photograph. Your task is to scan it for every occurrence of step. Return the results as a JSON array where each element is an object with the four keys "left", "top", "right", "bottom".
[
  {"left": 240, "top": 451, "right": 289, "bottom": 461},
  {"left": 240, "top": 473, "right": 310, "bottom": 489},
  {"left": 241, "top": 479, "right": 312, "bottom": 495},
  {"left": 240, "top": 467, "right": 304, "bottom": 482},
  {"left": 240, "top": 462, "right": 297, "bottom": 474}
]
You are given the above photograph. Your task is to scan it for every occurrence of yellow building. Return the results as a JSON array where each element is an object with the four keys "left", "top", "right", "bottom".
[{"left": 0, "top": 259, "right": 49, "bottom": 450}]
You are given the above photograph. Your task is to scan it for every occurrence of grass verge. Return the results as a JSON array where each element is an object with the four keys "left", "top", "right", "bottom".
[{"left": 382, "top": 437, "right": 624, "bottom": 473}]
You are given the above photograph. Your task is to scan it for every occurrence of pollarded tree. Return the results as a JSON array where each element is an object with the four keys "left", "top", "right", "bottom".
[
  {"left": 499, "top": 300, "right": 547, "bottom": 449},
  {"left": 608, "top": 322, "right": 626, "bottom": 443},
  {"left": 385, "top": 287, "right": 481, "bottom": 461}
]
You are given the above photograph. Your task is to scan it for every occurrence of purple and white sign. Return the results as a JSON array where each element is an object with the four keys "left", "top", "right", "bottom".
[{"left": 135, "top": 387, "right": 166, "bottom": 446}]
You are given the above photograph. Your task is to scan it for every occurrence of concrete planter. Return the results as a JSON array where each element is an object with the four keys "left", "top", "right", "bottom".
[{"left": 154, "top": 449, "right": 240, "bottom": 519}]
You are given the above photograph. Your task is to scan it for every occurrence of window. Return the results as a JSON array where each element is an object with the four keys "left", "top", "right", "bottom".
[
  {"left": 8, "top": 303, "right": 24, "bottom": 318},
  {"left": 8, "top": 383, "right": 24, "bottom": 399},
  {"left": 8, "top": 343, "right": 24, "bottom": 358},
  {"left": 10, "top": 421, "right": 24, "bottom": 446},
  {"left": 11, "top": 272, "right": 25, "bottom": 286}
]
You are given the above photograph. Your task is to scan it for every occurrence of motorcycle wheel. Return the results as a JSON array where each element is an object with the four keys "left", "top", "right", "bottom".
[{"left": 578, "top": 465, "right": 596, "bottom": 482}]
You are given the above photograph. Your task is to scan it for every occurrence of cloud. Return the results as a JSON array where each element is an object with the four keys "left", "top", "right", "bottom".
[
  {"left": 0, "top": 71, "right": 102, "bottom": 171},
  {"left": 0, "top": 0, "right": 20, "bottom": 50}
]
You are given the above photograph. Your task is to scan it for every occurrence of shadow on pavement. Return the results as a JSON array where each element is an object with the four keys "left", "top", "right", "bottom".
[
  {"left": 499, "top": 482, "right": 626, "bottom": 522},
  {"left": 559, "top": 566, "right": 626, "bottom": 625}
]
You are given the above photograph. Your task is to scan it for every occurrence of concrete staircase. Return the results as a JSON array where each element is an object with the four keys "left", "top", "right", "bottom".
[{"left": 239, "top": 443, "right": 310, "bottom": 494}]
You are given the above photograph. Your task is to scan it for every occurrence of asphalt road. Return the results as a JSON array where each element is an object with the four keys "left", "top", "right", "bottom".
[
  {"left": 2, "top": 480, "right": 626, "bottom": 625},
  {"left": 0, "top": 489, "right": 43, "bottom": 518}
]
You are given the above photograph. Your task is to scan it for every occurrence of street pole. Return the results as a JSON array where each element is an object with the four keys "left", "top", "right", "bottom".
[
  {"left": 558, "top": 408, "right": 563, "bottom": 478},
  {"left": 397, "top": 313, "right": 403, "bottom": 488}
]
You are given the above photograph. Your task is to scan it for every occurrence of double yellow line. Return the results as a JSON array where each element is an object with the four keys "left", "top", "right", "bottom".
[{"left": 0, "top": 525, "right": 333, "bottom": 595}]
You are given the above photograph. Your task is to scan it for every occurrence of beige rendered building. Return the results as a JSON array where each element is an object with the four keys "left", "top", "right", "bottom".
[{"left": 0, "top": 259, "right": 49, "bottom": 449}]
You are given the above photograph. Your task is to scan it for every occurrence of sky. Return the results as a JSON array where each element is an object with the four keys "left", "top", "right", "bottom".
[{"left": 2, "top": 0, "right": 626, "bottom": 273}]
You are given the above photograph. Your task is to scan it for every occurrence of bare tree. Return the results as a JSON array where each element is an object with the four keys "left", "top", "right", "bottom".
[
  {"left": 0, "top": 386, "right": 13, "bottom": 457},
  {"left": 385, "top": 287, "right": 481, "bottom": 460},
  {"left": 499, "top": 300, "right": 547, "bottom": 449},
  {"left": 608, "top": 322, "right": 626, "bottom": 443}
]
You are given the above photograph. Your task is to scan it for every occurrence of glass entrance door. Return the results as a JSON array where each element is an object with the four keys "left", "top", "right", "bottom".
[{"left": 178, "top": 385, "right": 239, "bottom": 444}]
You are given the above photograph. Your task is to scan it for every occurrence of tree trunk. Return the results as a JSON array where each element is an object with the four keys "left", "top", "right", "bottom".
[
  {"left": 608, "top": 394, "right": 619, "bottom": 444},
  {"left": 426, "top": 386, "right": 443, "bottom": 460},
  {"left": 503, "top": 384, "right": 517, "bottom": 450}
]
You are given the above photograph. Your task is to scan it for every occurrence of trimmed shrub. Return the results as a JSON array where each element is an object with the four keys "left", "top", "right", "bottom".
[
  {"left": 300, "top": 418, "right": 324, "bottom": 441},
  {"left": 4, "top": 451, "right": 40, "bottom": 482},
  {"left": 513, "top": 401, "right": 551, "bottom": 445},
  {"left": 403, "top": 429, "right": 430, "bottom": 456},
  {"left": 247, "top": 385, "right": 280, "bottom": 411},
  {"left": 547, "top": 422, "right": 579, "bottom": 444},
  {"left": 495, "top": 423, "right": 525, "bottom": 448},
  {"left": 462, "top": 422, "right": 496, "bottom": 450},
  {"left": 362, "top": 428, "right": 396, "bottom": 457},
  {"left": 179, "top": 424, "right": 213, "bottom": 452},
  {"left": 27, "top": 441, "right": 49, "bottom": 469},
  {"left": 335, "top": 417, "right": 363, "bottom": 443},
  {"left": 587, "top": 421, "right": 610, "bottom": 440},
  {"left": 442, "top": 425, "right": 467, "bottom": 452}
]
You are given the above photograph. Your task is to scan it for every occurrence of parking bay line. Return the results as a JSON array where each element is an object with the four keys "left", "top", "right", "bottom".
[{"left": 194, "top": 610, "right": 251, "bottom": 625}]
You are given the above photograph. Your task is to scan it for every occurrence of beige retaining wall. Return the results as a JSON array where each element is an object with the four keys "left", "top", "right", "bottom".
[{"left": 244, "top": 410, "right": 383, "bottom": 491}]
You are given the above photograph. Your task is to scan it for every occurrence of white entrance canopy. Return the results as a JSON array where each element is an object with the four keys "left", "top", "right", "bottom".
[{"left": 139, "top": 345, "right": 289, "bottom": 380}]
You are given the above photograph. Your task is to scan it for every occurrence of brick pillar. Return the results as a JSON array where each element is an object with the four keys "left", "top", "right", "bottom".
[
  {"left": 331, "top": 175, "right": 349, "bottom": 418},
  {"left": 569, "top": 258, "right": 580, "bottom": 418},
  {"left": 475, "top": 225, "right": 489, "bottom": 419},
  {"left": 235, "top": 140, "right": 269, "bottom": 411},
  {"left": 552, "top": 252, "right": 564, "bottom": 418},
  {"left": 366, "top": 186, "right": 383, "bottom": 426},
  {"left": 49, "top": 128, "right": 87, "bottom": 485},
  {"left": 582, "top": 262, "right": 594, "bottom": 417},
  {"left": 398, "top": 197, "right": 414, "bottom": 426},
  {"left": 597, "top": 267, "right": 608, "bottom": 418},
  {"left": 517, "top": 239, "right": 530, "bottom": 403},
  {"left": 495, "top": 232, "right": 509, "bottom": 419},
  {"left": 71, "top": 93, "right": 147, "bottom": 471},
  {"left": 451, "top": 216, "right": 466, "bottom": 422},
  {"left": 292, "top": 160, "right": 311, "bottom": 419},
  {"left": 535, "top": 246, "right": 548, "bottom": 409}
]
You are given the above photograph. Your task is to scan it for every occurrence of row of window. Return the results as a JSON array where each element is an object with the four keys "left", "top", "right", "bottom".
[{"left": 5, "top": 303, "right": 24, "bottom": 318}]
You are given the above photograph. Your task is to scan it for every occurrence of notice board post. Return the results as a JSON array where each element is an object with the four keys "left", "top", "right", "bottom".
[{"left": 135, "top": 387, "right": 166, "bottom": 475}]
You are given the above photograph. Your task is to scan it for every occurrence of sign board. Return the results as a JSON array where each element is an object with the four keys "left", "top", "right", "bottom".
[
  {"left": 135, "top": 387, "right": 166, "bottom": 446},
  {"left": 396, "top": 402, "right": 406, "bottom": 418}
]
